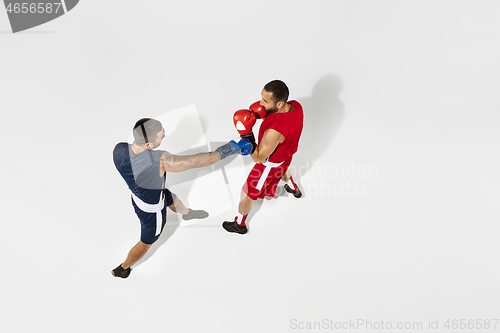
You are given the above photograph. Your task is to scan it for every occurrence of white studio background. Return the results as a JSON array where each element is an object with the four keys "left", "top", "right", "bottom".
[{"left": 1, "top": 1, "right": 500, "bottom": 332}]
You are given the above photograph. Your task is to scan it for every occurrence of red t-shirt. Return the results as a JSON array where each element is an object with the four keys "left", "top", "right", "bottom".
[{"left": 258, "top": 100, "right": 303, "bottom": 163}]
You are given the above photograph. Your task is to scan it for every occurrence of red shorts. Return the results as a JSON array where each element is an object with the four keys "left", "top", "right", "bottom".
[{"left": 243, "top": 158, "right": 292, "bottom": 200}]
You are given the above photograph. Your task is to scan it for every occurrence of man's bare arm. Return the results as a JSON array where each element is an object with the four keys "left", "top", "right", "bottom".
[
  {"left": 250, "top": 129, "right": 285, "bottom": 163},
  {"left": 160, "top": 151, "right": 222, "bottom": 175}
]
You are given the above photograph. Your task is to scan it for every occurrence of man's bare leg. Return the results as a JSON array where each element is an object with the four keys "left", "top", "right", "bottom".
[
  {"left": 239, "top": 190, "right": 253, "bottom": 215},
  {"left": 168, "top": 196, "right": 189, "bottom": 215},
  {"left": 281, "top": 169, "right": 291, "bottom": 182},
  {"left": 122, "top": 240, "right": 151, "bottom": 269}
]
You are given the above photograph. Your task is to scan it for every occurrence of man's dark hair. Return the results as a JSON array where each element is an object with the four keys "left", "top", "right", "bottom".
[
  {"left": 263, "top": 80, "right": 289, "bottom": 103},
  {"left": 133, "top": 118, "right": 163, "bottom": 145}
]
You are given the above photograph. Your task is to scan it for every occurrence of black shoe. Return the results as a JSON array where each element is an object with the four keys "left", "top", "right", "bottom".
[
  {"left": 284, "top": 184, "right": 302, "bottom": 198},
  {"left": 112, "top": 264, "right": 131, "bottom": 278},
  {"left": 182, "top": 209, "right": 209, "bottom": 221},
  {"left": 222, "top": 221, "right": 248, "bottom": 234}
]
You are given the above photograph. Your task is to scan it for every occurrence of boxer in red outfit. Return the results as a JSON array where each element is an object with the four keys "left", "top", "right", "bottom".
[{"left": 223, "top": 80, "right": 304, "bottom": 234}]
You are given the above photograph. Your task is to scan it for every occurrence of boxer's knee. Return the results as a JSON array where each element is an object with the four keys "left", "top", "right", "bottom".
[
  {"left": 138, "top": 239, "right": 154, "bottom": 248},
  {"left": 281, "top": 169, "right": 291, "bottom": 182},
  {"left": 240, "top": 189, "right": 254, "bottom": 202}
]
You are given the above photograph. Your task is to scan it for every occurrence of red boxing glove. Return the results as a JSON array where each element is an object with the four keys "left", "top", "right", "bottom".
[
  {"left": 233, "top": 109, "right": 256, "bottom": 136},
  {"left": 249, "top": 101, "right": 268, "bottom": 119},
  {"left": 233, "top": 109, "right": 257, "bottom": 153}
]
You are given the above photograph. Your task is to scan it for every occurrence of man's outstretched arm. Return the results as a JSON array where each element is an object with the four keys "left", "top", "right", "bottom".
[
  {"left": 160, "top": 151, "right": 221, "bottom": 174},
  {"left": 159, "top": 140, "right": 245, "bottom": 175}
]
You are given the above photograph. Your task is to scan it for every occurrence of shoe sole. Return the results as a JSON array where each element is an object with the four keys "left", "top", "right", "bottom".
[
  {"left": 228, "top": 230, "right": 247, "bottom": 234},
  {"left": 223, "top": 228, "right": 247, "bottom": 234},
  {"left": 182, "top": 215, "right": 209, "bottom": 221}
]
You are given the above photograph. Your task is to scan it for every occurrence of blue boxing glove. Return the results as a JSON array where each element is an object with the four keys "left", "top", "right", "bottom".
[
  {"left": 237, "top": 138, "right": 254, "bottom": 156},
  {"left": 216, "top": 140, "right": 241, "bottom": 159}
]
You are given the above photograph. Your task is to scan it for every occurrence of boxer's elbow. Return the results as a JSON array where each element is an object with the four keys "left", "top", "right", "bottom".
[{"left": 251, "top": 151, "right": 267, "bottom": 164}]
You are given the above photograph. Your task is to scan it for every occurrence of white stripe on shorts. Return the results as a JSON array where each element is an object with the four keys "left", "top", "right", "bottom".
[
  {"left": 131, "top": 192, "right": 165, "bottom": 236},
  {"left": 255, "top": 160, "right": 284, "bottom": 191}
]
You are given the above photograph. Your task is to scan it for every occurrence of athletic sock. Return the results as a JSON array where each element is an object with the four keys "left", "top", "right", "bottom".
[
  {"left": 286, "top": 176, "right": 297, "bottom": 191},
  {"left": 235, "top": 212, "right": 248, "bottom": 226}
]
